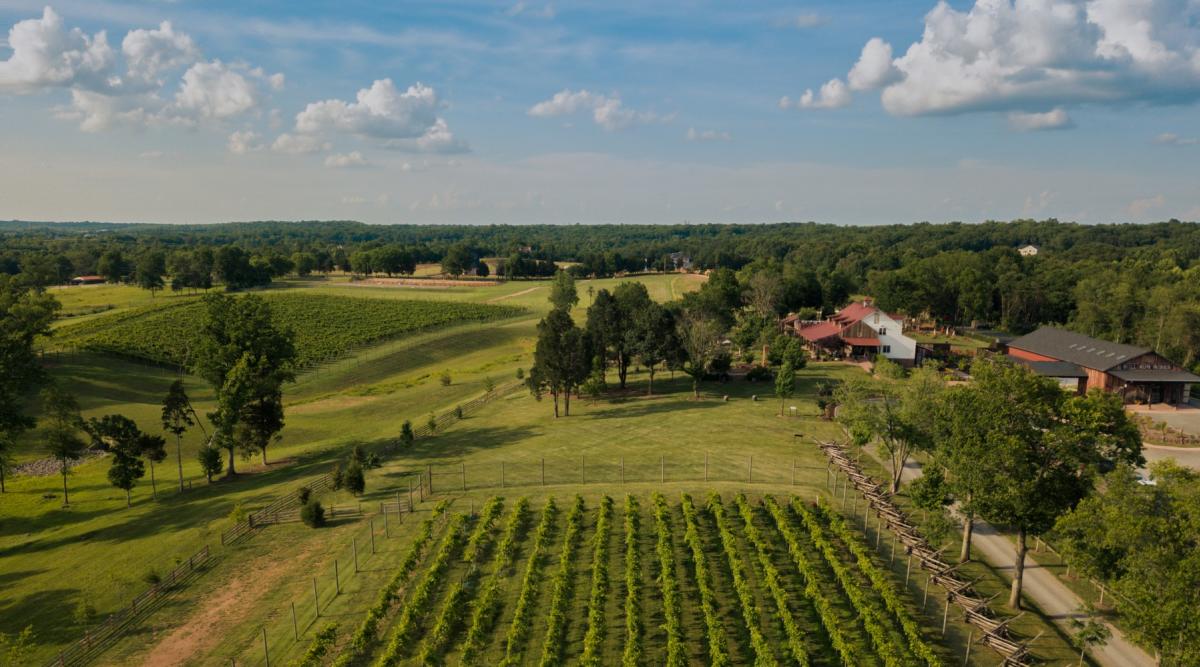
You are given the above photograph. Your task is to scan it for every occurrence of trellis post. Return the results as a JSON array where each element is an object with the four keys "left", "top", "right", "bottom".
[
  {"left": 748, "top": 456, "right": 753, "bottom": 483},
  {"left": 262, "top": 627, "right": 270, "bottom": 667},
  {"left": 427, "top": 464, "right": 433, "bottom": 495},
  {"left": 291, "top": 602, "right": 298, "bottom": 641},
  {"left": 461, "top": 462, "right": 466, "bottom": 492},
  {"left": 371, "top": 520, "right": 376, "bottom": 553},
  {"left": 704, "top": 452, "right": 709, "bottom": 482},
  {"left": 620, "top": 457, "right": 624, "bottom": 484},
  {"left": 791, "top": 458, "right": 795, "bottom": 486},
  {"left": 582, "top": 455, "right": 586, "bottom": 484},
  {"left": 312, "top": 578, "right": 319, "bottom": 617},
  {"left": 541, "top": 458, "right": 545, "bottom": 486},
  {"left": 334, "top": 560, "right": 340, "bottom": 594},
  {"left": 660, "top": 456, "right": 664, "bottom": 483},
  {"left": 501, "top": 461, "right": 506, "bottom": 488}
]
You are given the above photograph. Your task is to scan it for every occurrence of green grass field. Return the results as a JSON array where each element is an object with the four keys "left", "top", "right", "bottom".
[{"left": 0, "top": 272, "right": 1088, "bottom": 665}]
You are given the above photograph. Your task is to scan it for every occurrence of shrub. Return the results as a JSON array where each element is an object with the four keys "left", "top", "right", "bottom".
[
  {"left": 143, "top": 570, "right": 161, "bottom": 585},
  {"left": 301, "top": 500, "right": 326, "bottom": 528},
  {"left": 297, "top": 486, "right": 312, "bottom": 505},
  {"left": 330, "top": 463, "right": 345, "bottom": 491},
  {"left": 399, "top": 420, "right": 414, "bottom": 448},
  {"left": 440, "top": 370, "right": 452, "bottom": 386},
  {"left": 427, "top": 413, "right": 438, "bottom": 433},
  {"left": 228, "top": 502, "right": 247, "bottom": 524},
  {"left": 344, "top": 461, "right": 365, "bottom": 496},
  {"left": 484, "top": 376, "right": 496, "bottom": 392},
  {"left": 745, "top": 366, "right": 774, "bottom": 382},
  {"left": 454, "top": 405, "right": 464, "bottom": 419},
  {"left": 515, "top": 367, "right": 525, "bottom": 380}
]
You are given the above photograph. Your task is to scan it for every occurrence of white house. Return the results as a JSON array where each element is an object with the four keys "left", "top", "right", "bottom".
[
  {"left": 862, "top": 309, "right": 917, "bottom": 365},
  {"left": 1018, "top": 244, "right": 1039, "bottom": 256},
  {"left": 789, "top": 299, "right": 918, "bottom": 366}
]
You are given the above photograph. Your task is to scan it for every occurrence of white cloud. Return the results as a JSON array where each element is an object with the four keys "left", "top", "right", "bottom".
[
  {"left": 1127, "top": 194, "right": 1165, "bottom": 217},
  {"left": 174, "top": 60, "right": 261, "bottom": 120},
  {"left": 685, "top": 127, "right": 730, "bottom": 142},
  {"left": 1008, "top": 108, "right": 1073, "bottom": 131},
  {"left": 382, "top": 118, "right": 468, "bottom": 153},
  {"left": 529, "top": 89, "right": 665, "bottom": 130},
  {"left": 774, "top": 12, "right": 827, "bottom": 29},
  {"left": 324, "top": 151, "right": 370, "bottom": 168},
  {"left": 1154, "top": 132, "right": 1197, "bottom": 146},
  {"left": 0, "top": 7, "right": 115, "bottom": 94},
  {"left": 227, "top": 130, "right": 262, "bottom": 154},
  {"left": 807, "top": 0, "right": 1200, "bottom": 121},
  {"left": 121, "top": 21, "right": 197, "bottom": 86},
  {"left": 295, "top": 79, "right": 441, "bottom": 139},
  {"left": 270, "top": 132, "right": 330, "bottom": 154},
  {"left": 784, "top": 78, "right": 851, "bottom": 110},
  {"left": 847, "top": 38, "right": 899, "bottom": 91}
]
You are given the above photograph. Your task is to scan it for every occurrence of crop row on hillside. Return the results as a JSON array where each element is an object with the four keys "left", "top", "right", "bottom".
[
  {"left": 257, "top": 493, "right": 952, "bottom": 667},
  {"left": 55, "top": 292, "right": 524, "bottom": 367}
]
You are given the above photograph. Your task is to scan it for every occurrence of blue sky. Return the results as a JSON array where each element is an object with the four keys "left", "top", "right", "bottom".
[{"left": 1, "top": 0, "right": 1199, "bottom": 224}]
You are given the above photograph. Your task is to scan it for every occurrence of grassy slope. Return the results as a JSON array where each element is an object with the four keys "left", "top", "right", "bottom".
[{"left": 0, "top": 273, "right": 702, "bottom": 661}]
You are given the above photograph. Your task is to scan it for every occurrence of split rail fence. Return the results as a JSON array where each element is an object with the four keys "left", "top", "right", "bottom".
[{"left": 818, "top": 440, "right": 1037, "bottom": 667}]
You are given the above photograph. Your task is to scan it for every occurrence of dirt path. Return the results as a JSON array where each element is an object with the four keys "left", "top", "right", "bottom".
[
  {"left": 487, "top": 285, "right": 541, "bottom": 302},
  {"left": 135, "top": 541, "right": 321, "bottom": 667},
  {"left": 865, "top": 445, "right": 1155, "bottom": 667}
]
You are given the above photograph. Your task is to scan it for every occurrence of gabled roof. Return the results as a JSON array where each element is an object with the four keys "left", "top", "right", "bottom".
[
  {"left": 1008, "top": 326, "right": 1150, "bottom": 371},
  {"left": 830, "top": 301, "right": 875, "bottom": 325},
  {"left": 1110, "top": 368, "right": 1200, "bottom": 383},
  {"left": 1010, "top": 358, "right": 1088, "bottom": 379}
]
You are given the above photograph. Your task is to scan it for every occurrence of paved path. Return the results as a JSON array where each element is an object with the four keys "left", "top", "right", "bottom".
[
  {"left": 868, "top": 446, "right": 1156, "bottom": 667},
  {"left": 1143, "top": 443, "right": 1200, "bottom": 470}
]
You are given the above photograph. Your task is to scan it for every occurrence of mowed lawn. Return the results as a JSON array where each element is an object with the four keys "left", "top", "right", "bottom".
[{"left": 0, "top": 272, "right": 704, "bottom": 661}]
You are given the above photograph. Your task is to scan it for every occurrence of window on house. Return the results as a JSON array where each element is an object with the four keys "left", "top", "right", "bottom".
[
  {"left": 882, "top": 345, "right": 891, "bottom": 353},
  {"left": 879, "top": 327, "right": 887, "bottom": 335}
]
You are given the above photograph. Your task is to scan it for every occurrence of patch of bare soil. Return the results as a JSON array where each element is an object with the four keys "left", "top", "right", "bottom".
[
  {"left": 351, "top": 277, "right": 501, "bottom": 288},
  {"left": 136, "top": 541, "right": 322, "bottom": 667},
  {"left": 487, "top": 285, "right": 541, "bottom": 302}
]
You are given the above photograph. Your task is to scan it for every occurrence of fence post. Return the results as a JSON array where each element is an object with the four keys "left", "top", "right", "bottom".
[
  {"left": 705, "top": 452, "right": 708, "bottom": 482},
  {"left": 427, "top": 464, "right": 433, "bottom": 495},
  {"left": 582, "top": 455, "right": 586, "bottom": 484},
  {"left": 620, "top": 457, "right": 624, "bottom": 484},
  {"left": 371, "top": 520, "right": 376, "bottom": 554},
  {"left": 660, "top": 456, "right": 664, "bottom": 483},
  {"left": 501, "top": 461, "right": 506, "bottom": 488},
  {"left": 461, "top": 462, "right": 467, "bottom": 492},
  {"left": 541, "top": 458, "right": 545, "bottom": 486},
  {"left": 748, "top": 456, "right": 753, "bottom": 483},
  {"left": 334, "top": 560, "right": 340, "bottom": 594},
  {"left": 313, "top": 578, "right": 319, "bottom": 617},
  {"left": 262, "top": 627, "right": 270, "bottom": 667},
  {"left": 353, "top": 540, "right": 359, "bottom": 573},
  {"left": 408, "top": 481, "right": 414, "bottom": 510},
  {"left": 383, "top": 506, "right": 389, "bottom": 537},
  {"left": 291, "top": 602, "right": 298, "bottom": 641}
]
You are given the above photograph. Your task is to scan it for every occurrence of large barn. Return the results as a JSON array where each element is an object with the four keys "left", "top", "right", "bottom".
[{"left": 1006, "top": 326, "right": 1198, "bottom": 406}]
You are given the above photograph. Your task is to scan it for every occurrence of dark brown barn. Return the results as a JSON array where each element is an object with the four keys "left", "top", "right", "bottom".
[{"left": 1007, "top": 326, "right": 1198, "bottom": 406}]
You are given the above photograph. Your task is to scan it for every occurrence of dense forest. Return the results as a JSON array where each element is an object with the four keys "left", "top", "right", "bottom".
[{"left": 2, "top": 218, "right": 1199, "bottom": 370}]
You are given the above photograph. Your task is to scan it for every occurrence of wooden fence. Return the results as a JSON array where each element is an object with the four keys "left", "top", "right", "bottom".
[
  {"left": 45, "top": 546, "right": 213, "bottom": 667},
  {"left": 817, "top": 440, "right": 1036, "bottom": 666}
]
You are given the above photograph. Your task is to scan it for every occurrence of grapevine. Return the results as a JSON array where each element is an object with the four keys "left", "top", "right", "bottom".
[
  {"left": 679, "top": 493, "right": 730, "bottom": 667},
  {"left": 536, "top": 494, "right": 585, "bottom": 667},
  {"left": 621, "top": 495, "right": 643, "bottom": 667},
  {"left": 706, "top": 492, "right": 778, "bottom": 667},
  {"left": 580, "top": 496, "right": 614, "bottom": 666},
  {"left": 497, "top": 498, "right": 559, "bottom": 666},
  {"left": 458, "top": 497, "right": 532, "bottom": 666},
  {"left": 651, "top": 493, "right": 687, "bottom": 667}
]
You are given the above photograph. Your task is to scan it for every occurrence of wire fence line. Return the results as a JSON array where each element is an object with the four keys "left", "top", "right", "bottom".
[{"left": 45, "top": 380, "right": 520, "bottom": 667}]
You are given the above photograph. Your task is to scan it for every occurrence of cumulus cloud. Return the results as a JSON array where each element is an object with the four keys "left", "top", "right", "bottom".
[
  {"left": 847, "top": 38, "right": 899, "bottom": 91},
  {"left": 0, "top": 7, "right": 115, "bottom": 94},
  {"left": 175, "top": 60, "right": 261, "bottom": 120},
  {"left": 227, "top": 130, "right": 262, "bottom": 154},
  {"left": 0, "top": 8, "right": 280, "bottom": 133},
  {"left": 1154, "top": 132, "right": 1197, "bottom": 146},
  {"left": 685, "top": 127, "right": 730, "bottom": 142},
  {"left": 529, "top": 89, "right": 664, "bottom": 130},
  {"left": 295, "top": 79, "right": 441, "bottom": 138},
  {"left": 381, "top": 118, "right": 468, "bottom": 153},
  {"left": 121, "top": 21, "right": 197, "bottom": 86},
  {"left": 800, "top": 0, "right": 1200, "bottom": 123},
  {"left": 782, "top": 78, "right": 851, "bottom": 110},
  {"left": 270, "top": 132, "right": 331, "bottom": 154},
  {"left": 324, "top": 151, "right": 370, "bottom": 168},
  {"left": 1008, "top": 108, "right": 1073, "bottom": 131},
  {"left": 1127, "top": 194, "right": 1165, "bottom": 217}
]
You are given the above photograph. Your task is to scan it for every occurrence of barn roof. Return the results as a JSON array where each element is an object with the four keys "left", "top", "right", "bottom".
[
  {"left": 797, "top": 321, "right": 841, "bottom": 342},
  {"left": 1008, "top": 326, "right": 1150, "bottom": 371},
  {"left": 1110, "top": 368, "right": 1200, "bottom": 383}
]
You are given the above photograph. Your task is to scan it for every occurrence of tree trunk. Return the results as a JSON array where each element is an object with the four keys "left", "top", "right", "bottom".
[
  {"left": 564, "top": 390, "right": 571, "bottom": 417},
  {"left": 693, "top": 376, "right": 700, "bottom": 399},
  {"left": 261, "top": 447, "right": 268, "bottom": 466},
  {"left": 647, "top": 366, "right": 655, "bottom": 396},
  {"left": 960, "top": 506, "right": 974, "bottom": 563},
  {"left": 61, "top": 462, "right": 70, "bottom": 506},
  {"left": 226, "top": 446, "right": 236, "bottom": 476},
  {"left": 618, "top": 352, "right": 628, "bottom": 389},
  {"left": 1009, "top": 528, "right": 1027, "bottom": 609},
  {"left": 1, "top": 465, "right": 5, "bottom": 493},
  {"left": 125, "top": 487, "right": 131, "bottom": 507},
  {"left": 149, "top": 460, "right": 157, "bottom": 500},
  {"left": 176, "top": 434, "right": 184, "bottom": 492},
  {"left": 552, "top": 391, "right": 559, "bottom": 418}
]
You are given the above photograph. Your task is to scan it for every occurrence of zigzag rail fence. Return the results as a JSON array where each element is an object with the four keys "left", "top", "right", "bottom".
[
  {"left": 816, "top": 439, "right": 1038, "bottom": 666},
  {"left": 44, "top": 381, "right": 521, "bottom": 667}
]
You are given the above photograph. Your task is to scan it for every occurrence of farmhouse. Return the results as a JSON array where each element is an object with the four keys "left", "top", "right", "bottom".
[
  {"left": 1018, "top": 244, "right": 1039, "bottom": 256},
  {"left": 1007, "top": 326, "right": 1199, "bottom": 406},
  {"left": 782, "top": 299, "right": 918, "bottom": 366}
]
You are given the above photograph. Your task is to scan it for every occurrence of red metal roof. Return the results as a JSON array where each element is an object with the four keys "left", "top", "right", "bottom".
[
  {"left": 842, "top": 336, "right": 880, "bottom": 346},
  {"left": 831, "top": 301, "right": 876, "bottom": 325},
  {"left": 797, "top": 321, "right": 841, "bottom": 342}
]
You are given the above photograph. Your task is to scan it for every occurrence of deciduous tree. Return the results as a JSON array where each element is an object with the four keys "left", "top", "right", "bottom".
[
  {"left": 41, "top": 385, "right": 86, "bottom": 506},
  {"left": 161, "top": 380, "right": 196, "bottom": 492}
]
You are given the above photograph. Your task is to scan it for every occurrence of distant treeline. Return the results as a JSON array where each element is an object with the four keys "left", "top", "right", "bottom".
[{"left": 2, "top": 219, "right": 1199, "bottom": 366}]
